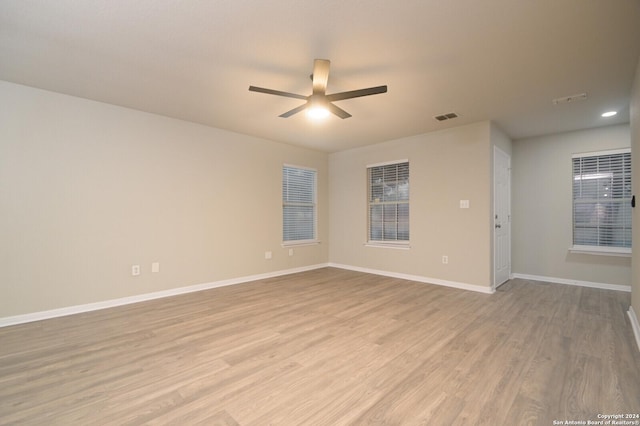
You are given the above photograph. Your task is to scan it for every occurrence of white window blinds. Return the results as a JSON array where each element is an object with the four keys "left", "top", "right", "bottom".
[
  {"left": 283, "top": 165, "right": 317, "bottom": 243},
  {"left": 572, "top": 149, "right": 631, "bottom": 250},
  {"left": 368, "top": 161, "right": 409, "bottom": 243}
]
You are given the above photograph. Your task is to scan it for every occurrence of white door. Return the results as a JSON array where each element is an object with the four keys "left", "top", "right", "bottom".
[{"left": 494, "top": 147, "right": 511, "bottom": 288}]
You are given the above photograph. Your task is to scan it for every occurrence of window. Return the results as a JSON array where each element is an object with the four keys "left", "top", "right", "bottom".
[
  {"left": 282, "top": 165, "right": 317, "bottom": 244},
  {"left": 572, "top": 149, "right": 631, "bottom": 254},
  {"left": 368, "top": 161, "right": 409, "bottom": 245}
]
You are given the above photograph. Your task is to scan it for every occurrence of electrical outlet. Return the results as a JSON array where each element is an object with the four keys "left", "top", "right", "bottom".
[
  {"left": 265, "top": 251, "right": 272, "bottom": 260},
  {"left": 442, "top": 256, "right": 448, "bottom": 264},
  {"left": 131, "top": 265, "right": 141, "bottom": 276},
  {"left": 289, "top": 248, "right": 294, "bottom": 256},
  {"left": 151, "top": 262, "right": 160, "bottom": 273}
]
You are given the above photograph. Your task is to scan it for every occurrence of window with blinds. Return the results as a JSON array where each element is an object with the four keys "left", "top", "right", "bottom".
[
  {"left": 282, "top": 165, "right": 317, "bottom": 244},
  {"left": 368, "top": 161, "right": 409, "bottom": 244},
  {"left": 572, "top": 149, "right": 631, "bottom": 252}
]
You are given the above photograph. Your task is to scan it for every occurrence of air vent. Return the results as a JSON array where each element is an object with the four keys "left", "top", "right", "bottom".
[
  {"left": 434, "top": 112, "right": 459, "bottom": 122},
  {"left": 552, "top": 93, "right": 587, "bottom": 105}
]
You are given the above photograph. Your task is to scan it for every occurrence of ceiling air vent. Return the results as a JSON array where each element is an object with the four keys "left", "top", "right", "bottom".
[
  {"left": 552, "top": 93, "right": 587, "bottom": 105},
  {"left": 434, "top": 112, "right": 459, "bottom": 122}
]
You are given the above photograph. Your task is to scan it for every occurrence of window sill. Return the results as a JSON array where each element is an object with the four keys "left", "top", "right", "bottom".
[
  {"left": 282, "top": 240, "right": 320, "bottom": 248},
  {"left": 569, "top": 245, "right": 631, "bottom": 257},
  {"left": 364, "top": 242, "right": 411, "bottom": 250}
]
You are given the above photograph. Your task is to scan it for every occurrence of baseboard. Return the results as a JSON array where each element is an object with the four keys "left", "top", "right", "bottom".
[
  {"left": 11, "top": 266, "right": 624, "bottom": 328},
  {"left": 0, "top": 263, "right": 330, "bottom": 328},
  {"left": 328, "top": 263, "right": 494, "bottom": 294},
  {"left": 628, "top": 306, "right": 640, "bottom": 354},
  {"left": 510, "top": 273, "right": 631, "bottom": 293}
]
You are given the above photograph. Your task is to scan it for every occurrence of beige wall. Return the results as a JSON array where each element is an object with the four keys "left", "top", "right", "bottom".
[
  {"left": 2, "top": 77, "right": 634, "bottom": 320},
  {"left": 328, "top": 122, "right": 493, "bottom": 289},
  {"left": 491, "top": 123, "right": 512, "bottom": 157},
  {"left": 632, "top": 56, "right": 640, "bottom": 314},
  {"left": 0, "top": 81, "right": 329, "bottom": 317},
  {"left": 512, "top": 125, "right": 632, "bottom": 287}
]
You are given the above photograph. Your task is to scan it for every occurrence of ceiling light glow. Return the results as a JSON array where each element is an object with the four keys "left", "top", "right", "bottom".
[
  {"left": 306, "top": 106, "right": 330, "bottom": 120},
  {"left": 601, "top": 111, "right": 617, "bottom": 118}
]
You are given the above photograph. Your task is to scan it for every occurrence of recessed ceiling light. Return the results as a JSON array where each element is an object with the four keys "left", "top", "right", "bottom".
[{"left": 601, "top": 111, "right": 617, "bottom": 118}]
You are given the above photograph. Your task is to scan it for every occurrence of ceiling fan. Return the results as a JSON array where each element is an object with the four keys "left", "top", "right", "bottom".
[{"left": 249, "top": 59, "right": 387, "bottom": 119}]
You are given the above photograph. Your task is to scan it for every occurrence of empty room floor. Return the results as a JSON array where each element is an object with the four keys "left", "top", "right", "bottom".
[{"left": 1, "top": 267, "right": 639, "bottom": 425}]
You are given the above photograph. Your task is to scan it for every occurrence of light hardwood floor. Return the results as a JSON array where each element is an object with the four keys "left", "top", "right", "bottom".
[{"left": 1, "top": 267, "right": 639, "bottom": 425}]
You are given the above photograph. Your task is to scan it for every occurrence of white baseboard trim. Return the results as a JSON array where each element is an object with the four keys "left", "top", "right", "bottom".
[
  {"left": 328, "top": 263, "right": 494, "bottom": 294},
  {"left": 0, "top": 263, "right": 330, "bottom": 328},
  {"left": 628, "top": 306, "right": 640, "bottom": 354},
  {"left": 510, "top": 273, "right": 631, "bottom": 293}
]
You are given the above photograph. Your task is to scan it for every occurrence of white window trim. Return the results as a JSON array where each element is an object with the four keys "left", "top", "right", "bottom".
[
  {"left": 282, "top": 239, "right": 320, "bottom": 248},
  {"left": 572, "top": 148, "right": 630, "bottom": 159},
  {"left": 366, "top": 159, "right": 409, "bottom": 168},
  {"left": 364, "top": 241, "right": 411, "bottom": 250},
  {"left": 283, "top": 163, "right": 317, "bottom": 172},
  {"left": 569, "top": 245, "right": 631, "bottom": 257},
  {"left": 367, "top": 160, "right": 410, "bottom": 246},
  {"left": 571, "top": 148, "right": 632, "bottom": 255},
  {"left": 282, "top": 164, "right": 317, "bottom": 245}
]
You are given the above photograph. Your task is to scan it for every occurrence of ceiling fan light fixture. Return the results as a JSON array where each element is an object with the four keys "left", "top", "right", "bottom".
[
  {"left": 306, "top": 105, "right": 330, "bottom": 120},
  {"left": 306, "top": 94, "right": 330, "bottom": 120},
  {"left": 249, "top": 59, "right": 387, "bottom": 120}
]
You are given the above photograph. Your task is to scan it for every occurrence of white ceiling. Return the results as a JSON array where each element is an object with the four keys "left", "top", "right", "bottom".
[{"left": 1, "top": 0, "right": 639, "bottom": 152}]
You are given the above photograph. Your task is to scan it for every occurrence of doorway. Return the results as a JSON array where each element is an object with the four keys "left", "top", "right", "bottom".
[{"left": 494, "top": 146, "right": 511, "bottom": 289}]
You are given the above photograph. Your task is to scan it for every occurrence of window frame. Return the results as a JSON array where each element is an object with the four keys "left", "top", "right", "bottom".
[
  {"left": 282, "top": 164, "right": 318, "bottom": 247},
  {"left": 366, "top": 160, "right": 410, "bottom": 249},
  {"left": 570, "top": 148, "right": 631, "bottom": 257}
]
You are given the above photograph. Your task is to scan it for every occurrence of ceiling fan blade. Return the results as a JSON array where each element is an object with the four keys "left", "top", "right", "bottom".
[
  {"left": 326, "top": 85, "right": 388, "bottom": 102},
  {"left": 279, "top": 103, "right": 308, "bottom": 118},
  {"left": 312, "top": 59, "right": 330, "bottom": 95},
  {"left": 249, "top": 86, "right": 307, "bottom": 100},
  {"left": 326, "top": 102, "right": 352, "bottom": 119}
]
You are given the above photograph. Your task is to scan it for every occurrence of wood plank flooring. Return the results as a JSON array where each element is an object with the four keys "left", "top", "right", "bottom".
[{"left": 1, "top": 267, "right": 639, "bottom": 425}]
